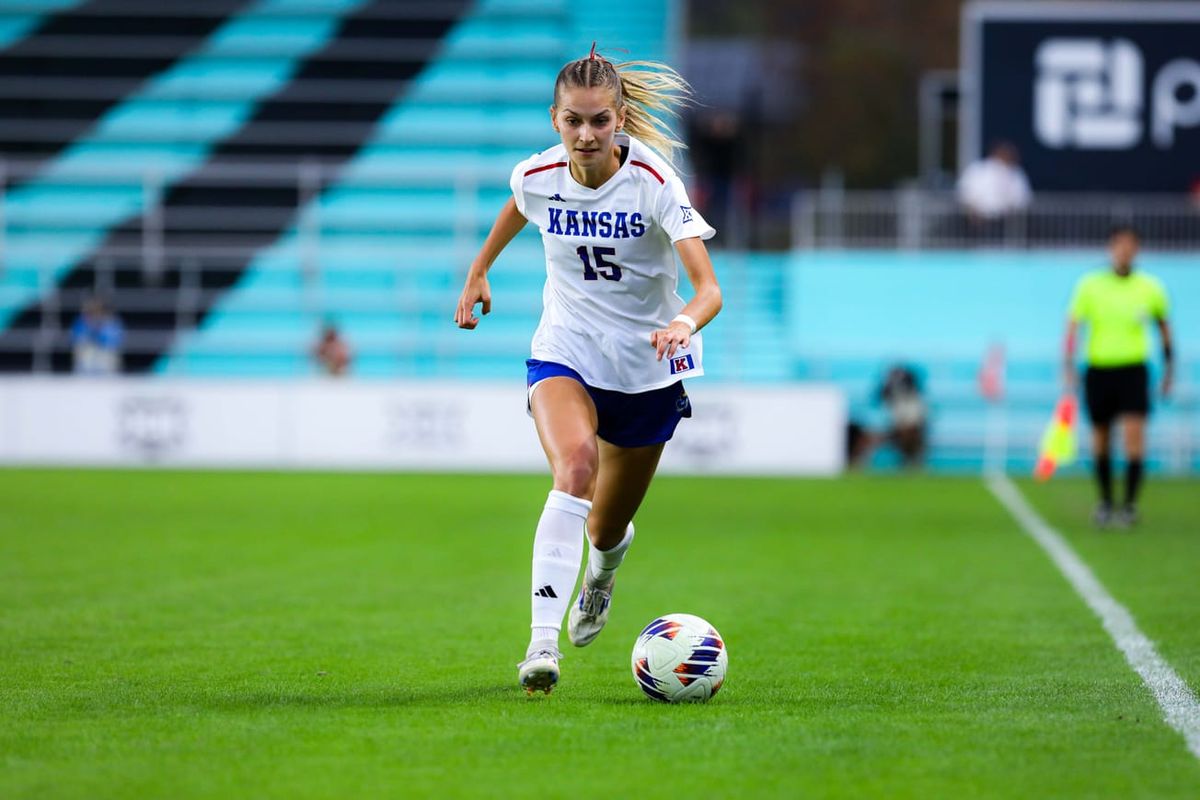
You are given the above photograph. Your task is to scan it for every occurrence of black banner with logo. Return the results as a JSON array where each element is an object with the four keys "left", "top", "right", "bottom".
[{"left": 964, "top": 2, "right": 1200, "bottom": 192}]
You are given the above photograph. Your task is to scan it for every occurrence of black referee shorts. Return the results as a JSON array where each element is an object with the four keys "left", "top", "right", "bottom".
[{"left": 1084, "top": 363, "right": 1149, "bottom": 426}]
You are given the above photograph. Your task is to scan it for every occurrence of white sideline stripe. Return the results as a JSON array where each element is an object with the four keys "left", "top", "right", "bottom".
[{"left": 985, "top": 474, "right": 1200, "bottom": 761}]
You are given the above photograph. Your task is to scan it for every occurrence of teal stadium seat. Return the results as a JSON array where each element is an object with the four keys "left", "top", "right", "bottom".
[{"left": 0, "top": 0, "right": 372, "bottom": 329}]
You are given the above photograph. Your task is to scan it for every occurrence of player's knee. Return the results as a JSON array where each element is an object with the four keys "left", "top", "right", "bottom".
[{"left": 554, "top": 441, "right": 597, "bottom": 497}]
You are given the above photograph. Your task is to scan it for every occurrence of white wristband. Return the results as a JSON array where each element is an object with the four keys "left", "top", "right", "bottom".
[{"left": 671, "top": 313, "right": 698, "bottom": 334}]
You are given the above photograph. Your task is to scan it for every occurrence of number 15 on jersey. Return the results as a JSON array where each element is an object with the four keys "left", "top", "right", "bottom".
[{"left": 576, "top": 246, "right": 622, "bottom": 282}]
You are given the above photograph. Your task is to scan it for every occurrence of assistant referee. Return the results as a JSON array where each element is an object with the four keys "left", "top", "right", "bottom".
[{"left": 1064, "top": 226, "right": 1174, "bottom": 528}]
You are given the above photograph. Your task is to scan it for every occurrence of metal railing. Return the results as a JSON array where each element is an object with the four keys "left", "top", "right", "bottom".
[
  {"left": 5, "top": 162, "right": 1200, "bottom": 289},
  {"left": 0, "top": 156, "right": 493, "bottom": 263},
  {"left": 791, "top": 189, "right": 1200, "bottom": 250},
  {"left": 0, "top": 158, "right": 506, "bottom": 370}
]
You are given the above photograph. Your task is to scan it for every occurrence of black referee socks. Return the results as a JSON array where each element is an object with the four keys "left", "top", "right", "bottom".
[
  {"left": 1095, "top": 454, "right": 1114, "bottom": 507},
  {"left": 1124, "top": 459, "right": 1144, "bottom": 509}
]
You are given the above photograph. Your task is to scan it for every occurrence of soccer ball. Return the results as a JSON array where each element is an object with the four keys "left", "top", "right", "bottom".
[{"left": 631, "top": 613, "right": 727, "bottom": 702}]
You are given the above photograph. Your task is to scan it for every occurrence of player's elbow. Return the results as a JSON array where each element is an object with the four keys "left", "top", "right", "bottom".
[{"left": 706, "top": 285, "right": 723, "bottom": 318}]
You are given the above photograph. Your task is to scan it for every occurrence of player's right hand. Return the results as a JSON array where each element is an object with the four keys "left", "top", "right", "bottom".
[{"left": 454, "top": 273, "right": 491, "bottom": 330}]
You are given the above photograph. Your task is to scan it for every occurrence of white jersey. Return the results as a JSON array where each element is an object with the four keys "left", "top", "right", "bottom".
[{"left": 510, "top": 133, "right": 716, "bottom": 393}]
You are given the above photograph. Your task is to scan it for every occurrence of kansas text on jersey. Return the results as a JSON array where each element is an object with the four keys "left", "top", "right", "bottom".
[{"left": 546, "top": 208, "right": 646, "bottom": 239}]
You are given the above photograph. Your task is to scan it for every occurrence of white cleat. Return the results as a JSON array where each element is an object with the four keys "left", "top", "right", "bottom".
[
  {"left": 568, "top": 579, "right": 613, "bottom": 647},
  {"left": 518, "top": 646, "right": 561, "bottom": 695}
]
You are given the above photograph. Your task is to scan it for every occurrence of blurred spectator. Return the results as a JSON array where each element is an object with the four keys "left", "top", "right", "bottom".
[
  {"left": 313, "top": 322, "right": 351, "bottom": 376},
  {"left": 71, "top": 297, "right": 123, "bottom": 375},
  {"left": 850, "top": 364, "right": 928, "bottom": 469},
  {"left": 876, "top": 364, "right": 928, "bottom": 468},
  {"left": 957, "top": 141, "right": 1032, "bottom": 222}
]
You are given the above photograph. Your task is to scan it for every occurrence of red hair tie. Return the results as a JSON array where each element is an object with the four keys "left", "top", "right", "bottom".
[{"left": 589, "top": 41, "right": 597, "bottom": 60}]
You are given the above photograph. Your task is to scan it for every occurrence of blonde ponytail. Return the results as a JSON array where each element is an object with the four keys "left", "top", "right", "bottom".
[
  {"left": 614, "top": 60, "right": 693, "bottom": 163},
  {"left": 553, "top": 50, "right": 694, "bottom": 164}
]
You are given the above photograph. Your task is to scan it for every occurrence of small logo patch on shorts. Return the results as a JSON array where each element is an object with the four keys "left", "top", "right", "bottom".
[{"left": 669, "top": 354, "right": 695, "bottom": 375}]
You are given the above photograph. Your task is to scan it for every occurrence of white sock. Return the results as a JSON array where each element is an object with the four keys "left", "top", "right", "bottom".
[
  {"left": 586, "top": 521, "right": 635, "bottom": 586},
  {"left": 529, "top": 489, "right": 589, "bottom": 650}
]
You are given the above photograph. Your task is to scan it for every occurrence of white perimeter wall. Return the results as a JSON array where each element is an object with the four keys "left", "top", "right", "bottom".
[{"left": 0, "top": 379, "right": 846, "bottom": 475}]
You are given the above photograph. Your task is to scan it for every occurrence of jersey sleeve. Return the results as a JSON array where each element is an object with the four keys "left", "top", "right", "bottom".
[
  {"left": 509, "top": 157, "right": 532, "bottom": 218},
  {"left": 654, "top": 174, "right": 716, "bottom": 243},
  {"left": 1067, "top": 276, "right": 1091, "bottom": 322}
]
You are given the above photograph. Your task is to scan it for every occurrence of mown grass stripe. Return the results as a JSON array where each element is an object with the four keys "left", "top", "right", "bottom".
[{"left": 987, "top": 473, "right": 1200, "bottom": 761}]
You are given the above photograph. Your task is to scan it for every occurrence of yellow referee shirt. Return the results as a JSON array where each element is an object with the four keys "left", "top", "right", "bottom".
[{"left": 1068, "top": 270, "right": 1169, "bottom": 367}]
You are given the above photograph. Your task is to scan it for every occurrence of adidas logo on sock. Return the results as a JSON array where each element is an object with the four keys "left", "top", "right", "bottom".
[
  {"left": 547, "top": 547, "right": 564, "bottom": 559},
  {"left": 534, "top": 585, "right": 558, "bottom": 598}
]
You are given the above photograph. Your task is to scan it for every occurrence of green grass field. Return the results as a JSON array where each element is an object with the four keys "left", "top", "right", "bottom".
[{"left": 2, "top": 470, "right": 1199, "bottom": 799}]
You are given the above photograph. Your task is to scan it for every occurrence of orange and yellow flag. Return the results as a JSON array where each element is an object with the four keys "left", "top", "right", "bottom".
[{"left": 1034, "top": 395, "right": 1078, "bottom": 481}]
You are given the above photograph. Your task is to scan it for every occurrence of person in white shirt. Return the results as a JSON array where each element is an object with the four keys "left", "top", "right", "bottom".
[
  {"left": 956, "top": 141, "right": 1032, "bottom": 221},
  {"left": 454, "top": 45, "right": 722, "bottom": 695}
]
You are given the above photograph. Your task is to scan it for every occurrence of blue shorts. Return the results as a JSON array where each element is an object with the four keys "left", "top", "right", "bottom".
[{"left": 526, "top": 359, "right": 692, "bottom": 448}]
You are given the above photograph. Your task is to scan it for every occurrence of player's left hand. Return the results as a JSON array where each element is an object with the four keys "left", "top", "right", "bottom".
[{"left": 651, "top": 322, "right": 691, "bottom": 362}]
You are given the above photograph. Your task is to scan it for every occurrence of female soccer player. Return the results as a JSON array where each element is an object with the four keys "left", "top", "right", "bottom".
[{"left": 454, "top": 47, "right": 722, "bottom": 695}]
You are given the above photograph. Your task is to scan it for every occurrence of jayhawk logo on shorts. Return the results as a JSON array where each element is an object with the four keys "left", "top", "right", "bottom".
[
  {"left": 670, "top": 354, "right": 695, "bottom": 375},
  {"left": 676, "top": 388, "right": 691, "bottom": 414}
]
